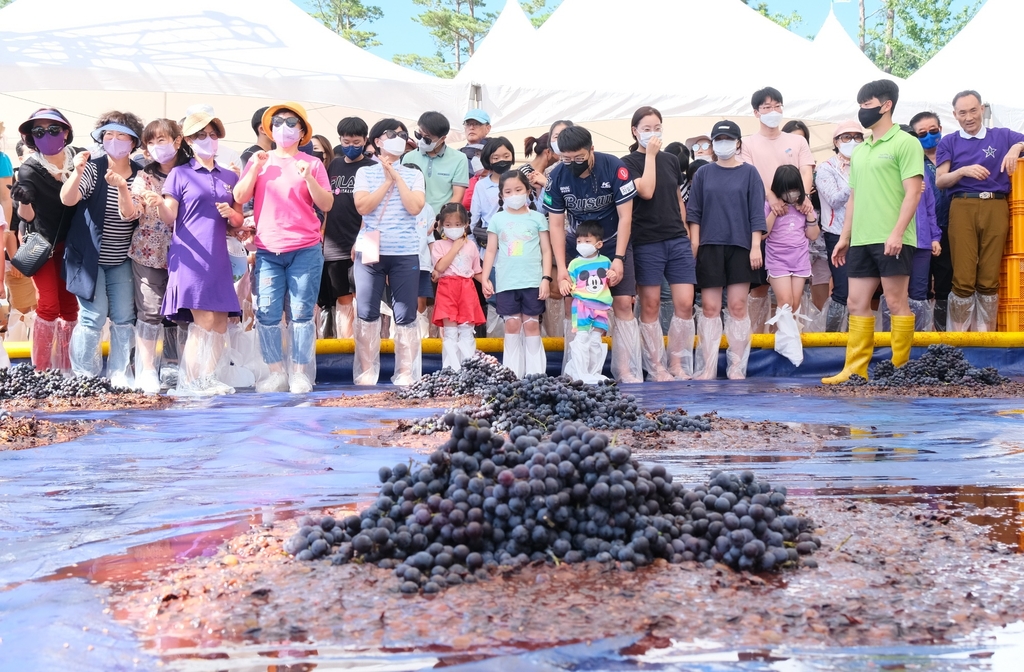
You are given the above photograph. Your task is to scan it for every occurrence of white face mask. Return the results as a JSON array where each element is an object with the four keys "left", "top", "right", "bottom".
[
  {"left": 838, "top": 140, "right": 859, "bottom": 158},
  {"left": 550, "top": 139, "right": 560, "bottom": 156},
  {"left": 503, "top": 193, "right": 529, "bottom": 211},
  {"left": 781, "top": 189, "right": 801, "bottom": 204},
  {"left": 760, "top": 111, "right": 784, "bottom": 129},
  {"left": 418, "top": 137, "right": 439, "bottom": 153},
  {"left": 444, "top": 227, "right": 465, "bottom": 240},
  {"left": 382, "top": 136, "right": 407, "bottom": 156},
  {"left": 638, "top": 130, "right": 662, "bottom": 149},
  {"left": 576, "top": 242, "right": 598, "bottom": 258},
  {"left": 712, "top": 139, "right": 737, "bottom": 160},
  {"left": 470, "top": 155, "right": 484, "bottom": 174}
]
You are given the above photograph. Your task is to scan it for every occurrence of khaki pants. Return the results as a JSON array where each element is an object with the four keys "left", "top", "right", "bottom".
[
  {"left": 949, "top": 197, "right": 1008, "bottom": 297},
  {"left": 6, "top": 267, "right": 38, "bottom": 314}
]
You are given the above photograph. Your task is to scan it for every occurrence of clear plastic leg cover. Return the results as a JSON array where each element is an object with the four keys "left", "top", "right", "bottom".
[
  {"left": 933, "top": 299, "right": 948, "bottom": 333},
  {"left": 54, "top": 318, "right": 75, "bottom": 375},
  {"left": 134, "top": 321, "right": 164, "bottom": 394},
  {"left": 391, "top": 323, "right": 422, "bottom": 386},
  {"left": 457, "top": 324, "right": 476, "bottom": 365},
  {"left": 254, "top": 322, "right": 289, "bottom": 393},
  {"left": 563, "top": 330, "right": 590, "bottom": 383},
  {"left": 694, "top": 313, "right": 723, "bottom": 380},
  {"left": 442, "top": 326, "right": 461, "bottom": 371},
  {"left": 610, "top": 317, "right": 643, "bottom": 384},
  {"left": 523, "top": 327, "right": 546, "bottom": 377},
  {"left": 70, "top": 323, "right": 103, "bottom": 378},
  {"left": 334, "top": 303, "right": 354, "bottom": 339},
  {"left": 666, "top": 316, "right": 694, "bottom": 380},
  {"left": 353, "top": 318, "right": 381, "bottom": 386},
  {"left": 748, "top": 294, "right": 771, "bottom": 335},
  {"left": 174, "top": 324, "right": 234, "bottom": 397},
  {"left": 639, "top": 320, "right": 673, "bottom": 382},
  {"left": 486, "top": 305, "right": 505, "bottom": 338},
  {"left": 315, "top": 304, "right": 329, "bottom": 339},
  {"left": 947, "top": 292, "right": 975, "bottom": 332},
  {"left": 766, "top": 304, "right": 804, "bottom": 367},
  {"left": 588, "top": 331, "right": 609, "bottom": 382},
  {"left": 823, "top": 299, "right": 849, "bottom": 333},
  {"left": 974, "top": 294, "right": 998, "bottom": 332},
  {"left": 31, "top": 317, "right": 57, "bottom": 370},
  {"left": 416, "top": 310, "right": 431, "bottom": 339},
  {"left": 217, "top": 323, "right": 258, "bottom": 390},
  {"left": 561, "top": 318, "right": 575, "bottom": 375},
  {"left": 503, "top": 330, "right": 525, "bottom": 379},
  {"left": 724, "top": 311, "right": 752, "bottom": 380},
  {"left": 287, "top": 321, "right": 317, "bottom": 393},
  {"left": 0, "top": 336, "right": 8, "bottom": 370},
  {"left": 877, "top": 295, "right": 891, "bottom": 332},
  {"left": 909, "top": 298, "right": 934, "bottom": 332}
]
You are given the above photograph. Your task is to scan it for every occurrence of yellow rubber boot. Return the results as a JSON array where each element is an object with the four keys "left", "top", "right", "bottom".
[
  {"left": 890, "top": 314, "right": 915, "bottom": 368},
  {"left": 821, "top": 315, "right": 876, "bottom": 385}
]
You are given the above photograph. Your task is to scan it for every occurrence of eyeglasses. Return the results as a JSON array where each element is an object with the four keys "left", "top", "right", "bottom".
[
  {"left": 271, "top": 116, "right": 301, "bottom": 129},
  {"left": 691, "top": 142, "right": 711, "bottom": 152},
  {"left": 31, "top": 125, "right": 65, "bottom": 139},
  {"left": 559, "top": 153, "right": 589, "bottom": 165},
  {"left": 836, "top": 133, "right": 864, "bottom": 143},
  {"left": 463, "top": 120, "right": 483, "bottom": 127},
  {"left": 384, "top": 129, "right": 409, "bottom": 140},
  {"left": 192, "top": 131, "right": 219, "bottom": 140},
  {"left": 758, "top": 103, "right": 783, "bottom": 113}
]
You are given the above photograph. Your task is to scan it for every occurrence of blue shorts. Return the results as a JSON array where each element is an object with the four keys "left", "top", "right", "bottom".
[
  {"left": 495, "top": 288, "right": 546, "bottom": 317},
  {"left": 634, "top": 237, "right": 697, "bottom": 286},
  {"left": 418, "top": 270, "right": 434, "bottom": 298}
]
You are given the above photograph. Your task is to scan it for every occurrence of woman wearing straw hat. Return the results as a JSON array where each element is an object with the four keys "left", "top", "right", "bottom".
[{"left": 233, "top": 103, "right": 333, "bottom": 394}]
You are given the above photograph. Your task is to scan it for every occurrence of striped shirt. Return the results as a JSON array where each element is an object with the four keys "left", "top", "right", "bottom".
[
  {"left": 79, "top": 161, "right": 137, "bottom": 266},
  {"left": 353, "top": 161, "right": 425, "bottom": 256}
]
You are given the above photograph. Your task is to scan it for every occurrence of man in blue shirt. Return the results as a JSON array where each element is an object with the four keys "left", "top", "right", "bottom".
[
  {"left": 910, "top": 110, "right": 952, "bottom": 331},
  {"left": 543, "top": 125, "right": 642, "bottom": 383}
]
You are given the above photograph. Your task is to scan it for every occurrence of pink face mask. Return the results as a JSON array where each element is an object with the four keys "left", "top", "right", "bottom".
[
  {"left": 272, "top": 124, "right": 302, "bottom": 148},
  {"left": 192, "top": 137, "right": 218, "bottom": 160},
  {"left": 148, "top": 142, "right": 178, "bottom": 164},
  {"left": 103, "top": 137, "right": 133, "bottom": 160}
]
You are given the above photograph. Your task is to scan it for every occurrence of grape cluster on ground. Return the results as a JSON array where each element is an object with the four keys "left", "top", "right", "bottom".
[
  {"left": 0, "top": 364, "right": 131, "bottom": 400},
  {"left": 282, "top": 414, "right": 818, "bottom": 593},
  {"left": 396, "top": 353, "right": 518, "bottom": 400},
  {"left": 843, "top": 344, "right": 1007, "bottom": 388}
]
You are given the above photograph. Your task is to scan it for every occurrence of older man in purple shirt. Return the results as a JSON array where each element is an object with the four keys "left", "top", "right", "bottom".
[{"left": 935, "top": 90, "right": 1024, "bottom": 331}]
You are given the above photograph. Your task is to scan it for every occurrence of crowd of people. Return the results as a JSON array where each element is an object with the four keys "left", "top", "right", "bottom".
[{"left": 1, "top": 77, "right": 1021, "bottom": 393}]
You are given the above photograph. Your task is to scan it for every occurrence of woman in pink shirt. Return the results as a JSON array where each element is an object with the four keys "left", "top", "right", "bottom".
[{"left": 233, "top": 103, "right": 334, "bottom": 394}]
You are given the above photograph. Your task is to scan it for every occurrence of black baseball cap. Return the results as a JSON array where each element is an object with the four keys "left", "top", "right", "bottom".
[
  {"left": 252, "top": 106, "right": 270, "bottom": 134},
  {"left": 710, "top": 120, "right": 741, "bottom": 140}
]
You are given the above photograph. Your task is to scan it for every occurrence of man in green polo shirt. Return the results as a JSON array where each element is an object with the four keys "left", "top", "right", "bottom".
[
  {"left": 824, "top": 79, "right": 924, "bottom": 385},
  {"left": 403, "top": 111, "right": 470, "bottom": 213}
]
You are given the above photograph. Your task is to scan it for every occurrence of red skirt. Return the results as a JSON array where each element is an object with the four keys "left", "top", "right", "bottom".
[{"left": 432, "top": 275, "right": 485, "bottom": 326}]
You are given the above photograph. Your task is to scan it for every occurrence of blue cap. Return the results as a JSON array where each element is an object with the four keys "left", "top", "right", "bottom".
[{"left": 464, "top": 109, "right": 491, "bottom": 124}]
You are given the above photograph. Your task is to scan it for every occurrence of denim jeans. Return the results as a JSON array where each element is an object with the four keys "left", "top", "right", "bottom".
[
  {"left": 823, "top": 232, "right": 848, "bottom": 306},
  {"left": 255, "top": 244, "right": 324, "bottom": 364},
  {"left": 353, "top": 253, "right": 420, "bottom": 326},
  {"left": 77, "top": 259, "right": 136, "bottom": 329}
]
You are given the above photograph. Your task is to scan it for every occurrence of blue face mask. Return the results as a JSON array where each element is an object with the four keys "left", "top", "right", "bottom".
[
  {"left": 919, "top": 131, "right": 941, "bottom": 150},
  {"left": 341, "top": 145, "right": 364, "bottom": 160}
]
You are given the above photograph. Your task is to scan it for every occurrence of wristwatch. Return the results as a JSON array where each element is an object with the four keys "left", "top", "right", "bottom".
[{"left": 613, "top": 254, "right": 626, "bottom": 261}]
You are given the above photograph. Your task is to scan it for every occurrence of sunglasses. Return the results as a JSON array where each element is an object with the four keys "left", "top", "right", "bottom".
[
  {"left": 271, "top": 116, "right": 302, "bottom": 129},
  {"left": 691, "top": 142, "right": 711, "bottom": 152},
  {"left": 916, "top": 129, "right": 940, "bottom": 138},
  {"left": 414, "top": 131, "right": 435, "bottom": 143},
  {"left": 384, "top": 129, "right": 409, "bottom": 140},
  {"left": 31, "top": 124, "right": 65, "bottom": 139}
]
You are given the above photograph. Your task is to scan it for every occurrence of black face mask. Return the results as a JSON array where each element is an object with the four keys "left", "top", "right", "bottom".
[
  {"left": 313, "top": 151, "right": 325, "bottom": 162},
  {"left": 858, "top": 104, "right": 886, "bottom": 130},
  {"left": 490, "top": 160, "right": 513, "bottom": 175},
  {"left": 569, "top": 158, "right": 590, "bottom": 178}
]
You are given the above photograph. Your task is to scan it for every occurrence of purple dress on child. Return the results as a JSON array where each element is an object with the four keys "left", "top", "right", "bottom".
[
  {"left": 161, "top": 159, "right": 241, "bottom": 319},
  {"left": 764, "top": 201, "right": 812, "bottom": 278}
]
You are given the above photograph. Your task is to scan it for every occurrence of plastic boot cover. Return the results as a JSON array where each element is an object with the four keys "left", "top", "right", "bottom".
[
  {"left": 524, "top": 332, "right": 546, "bottom": 376},
  {"left": 0, "top": 337, "right": 9, "bottom": 369},
  {"left": 31, "top": 317, "right": 57, "bottom": 370},
  {"left": 54, "top": 318, "right": 75, "bottom": 374},
  {"left": 610, "top": 317, "right": 643, "bottom": 384},
  {"left": 667, "top": 316, "right": 694, "bottom": 380},
  {"left": 391, "top": 323, "right": 422, "bottom": 386},
  {"left": 561, "top": 318, "right": 574, "bottom": 375},
  {"left": 823, "top": 299, "right": 849, "bottom": 333},
  {"left": 974, "top": 294, "right": 998, "bottom": 332},
  {"left": 800, "top": 286, "right": 822, "bottom": 332},
  {"left": 748, "top": 294, "right": 771, "bottom": 335},
  {"left": 224, "top": 322, "right": 265, "bottom": 387},
  {"left": 694, "top": 313, "right": 723, "bottom": 380},
  {"left": 909, "top": 298, "right": 934, "bottom": 332},
  {"left": 353, "top": 318, "right": 381, "bottom": 386},
  {"left": 563, "top": 330, "right": 591, "bottom": 383},
  {"left": 315, "top": 305, "right": 330, "bottom": 339},
  {"left": 254, "top": 322, "right": 289, "bottom": 392},
  {"left": 589, "top": 331, "right": 609, "bottom": 382},
  {"left": 70, "top": 323, "right": 103, "bottom": 378},
  {"left": 287, "top": 321, "right": 317, "bottom": 393},
  {"left": 442, "top": 326, "right": 461, "bottom": 371},
  {"left": 639, "top": 320, "right": 673, "bottom": 382},
  {"left": 486, "top": 305, "right": 505, "bottom": 338},
  {"left": 334, "top": 303, "right": 354, "bottom": 339},
  {"left": 766, "top": 304, "right": 804, "bottom": 367},
  {"left": 933, "top": 299, "right": 948, "bottom": 333},
  {"left": 947, "top": 293, "right": 975, "bottom": 332},
  {"left": 724, "top": 312, "right": 752, "bottom": 380},
  {"left": 134, "top": 321, "right": 164, "bottom": 394},
  {"left": 417, "top": 311, "right": 431, "bottom": 339},
  {"left": 427, "top": 305, "right": 441, "bottom": 339},
  {"left": 457, "top": 324, "right": 476, "bottom": 365},
  {"left": 174, "top": 324, "right": 234, "bottom": 397},
  {"left": 503, "top": 331, "right": 525, "bottom": 379}
]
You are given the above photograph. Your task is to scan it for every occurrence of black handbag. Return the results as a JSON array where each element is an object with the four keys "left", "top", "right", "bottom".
[{"left": 11, "top": 231, "right": 55, "bottom": 277}]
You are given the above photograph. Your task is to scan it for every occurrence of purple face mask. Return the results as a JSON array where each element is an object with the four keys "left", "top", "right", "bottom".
[
  {"left": 104, "top": 137, "right": 134, "bottom": 160},
  {"left": 148, "top": 142, "right": 178, "bottom": 165},
  {"left": 272, "top": 124, "right": 302, "bottom": 148},
  {"left": 35, "top": 132, "right": 67, "bottom": 156}
]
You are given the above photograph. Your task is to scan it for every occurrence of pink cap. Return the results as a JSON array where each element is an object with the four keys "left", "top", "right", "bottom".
[{"left": 833, "top": 119, "right": 864, "bottom": 139}]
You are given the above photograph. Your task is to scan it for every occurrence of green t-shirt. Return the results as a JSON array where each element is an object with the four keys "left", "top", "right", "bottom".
[
  {"left": 849, "top": 124, "right": 924, "bottom": 247},
  {"left": 401, "top": 146, "right": 470, "bottom": 214},
  {"left": 488, "top": 209, "right": 548, "bottom": 292}
]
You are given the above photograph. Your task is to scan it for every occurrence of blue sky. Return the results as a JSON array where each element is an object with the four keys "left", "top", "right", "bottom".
[{"left": 293, "top": 0, "right": 984, "bottom": 63}]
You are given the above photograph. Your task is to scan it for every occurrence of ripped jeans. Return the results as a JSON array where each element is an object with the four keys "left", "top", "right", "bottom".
[{"left": 254, "top": 244, "right": 324, "bottom": 364}]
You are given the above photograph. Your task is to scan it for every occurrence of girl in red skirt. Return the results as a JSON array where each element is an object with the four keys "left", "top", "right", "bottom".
[{"left": 430, "top": 204, "right": 485, "bottom": 371}]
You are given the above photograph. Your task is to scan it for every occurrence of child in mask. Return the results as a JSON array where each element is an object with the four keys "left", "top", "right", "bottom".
[
  {"left": 564, "top": 221, "right": 611, "bottom": 383},
  {"left": 430, "top": 203, "right": 484, "bottom": 371},
  {"left": 764, "top": 164, "right": 819, "bottom": 366},
  {"left": 481, "top": 171, "right": 552, "bottom": 378}
]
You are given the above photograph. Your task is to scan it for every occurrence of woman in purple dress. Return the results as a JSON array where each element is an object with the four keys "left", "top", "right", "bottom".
[{"left": 154, "top": 110, "right": 243, "bottom": 395}]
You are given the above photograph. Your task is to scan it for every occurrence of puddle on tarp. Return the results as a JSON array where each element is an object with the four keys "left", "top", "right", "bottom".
[{"left": 3, "top": 380, "right": 1024, "bottom": 669}]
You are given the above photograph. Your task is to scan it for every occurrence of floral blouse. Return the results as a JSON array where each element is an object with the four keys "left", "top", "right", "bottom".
[{"left": 128, "top": 170, "right": 172, "bottom": 269}]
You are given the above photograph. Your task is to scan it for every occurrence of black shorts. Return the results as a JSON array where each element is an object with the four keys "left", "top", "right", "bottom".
[
  {"left": 847, "top": 243, "right": 915, "bottom": 278},
  {"left": 695, "top": 244, "right": 753, "bottom": 289},
  {"left": 495, "top": 288, "right": 546, "bottom": 317},
  {"left": 749, "top": 239, "right": 769, "bottom": 287},
  {"left": 324, "top": 259, "right": 354, "bottom": 298}
]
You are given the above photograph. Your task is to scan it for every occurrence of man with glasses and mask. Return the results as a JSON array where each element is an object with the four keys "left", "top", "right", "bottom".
[
  {"left": 404, "top": 111, "right": 469, "bottom": 214},
  {"left": 910, "top": 111, "right": 953, "bottom": 331},
  {"left": 934, "top": 90, "right": 1024, "bottom": 331},
  {"left": 543, "top": 125, "right": 643, "bottom": 383}
]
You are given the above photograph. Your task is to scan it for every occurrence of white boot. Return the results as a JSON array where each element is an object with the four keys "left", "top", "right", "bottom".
[
  {"left": 974, "top": 294, "right": 998, "bottom": 332},
  {"left": 442, "top": 326, "right": 461, "bottom": 371},
  {"left": 391, "top": 323, "right": 422, "bottom": 386},
  {"left": 748, "top": 294, "right": 771, "bottom": 334},
  {"left": 610, "top": 317, "right": 643, "bottom": 384},
  {"left": 457, "top": 323, "right": 476, "bottom": 364},
  {"left": 70, "top": 323, "right": 104, "bottom": 378},
  {"left": 524, "top": 332, "right": 546, "bottom": 376},
  {"left": 173, "top": 324, "right": 234, "bottom": 397},
  {"left": 588, "top": 331, "right": 609, "bottom": 383},
  {"left": 287, "top": 321, "right": 317, "bottom": 393},
  {"left": 667, "top": 316, "right": 695, "bottom": 380},
  {"left": 134, "top": 321, "right": 164, "bottom": 394},
  {"left": 560, "top": 318, "right": 574, "bottom": 375},
  {"left": 947, "top": 292, "right": 975, "bottom": 332},
  {"left": 353, "top": 317, "right": 381, "bottom": 386},
  {"left": 694, "top": 313, "right": 722, "bottom": 380},
  {"left": 724, "top": 312, "right": 752, "bottom": 380},
  {"left": 334, "top": 302, "right": 354, "bottom": 339},
  {"left": 766, "top": 304, "right": 803, "bottom": 367},
  {"left": 564, "top": 330, "right": 591, "bottom": 383},
  {"left": 639, "top": 319, "right": 673, "bottom": 382},
  {"left": 502, "top": 331, "right": 525, "bottom": 378},
  {"left": 416, "top": 310, "right": 431, "bottom": 339}
]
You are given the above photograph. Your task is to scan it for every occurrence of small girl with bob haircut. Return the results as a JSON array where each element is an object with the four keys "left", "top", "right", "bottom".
[
  {"left": 430, "top": 203, "right": 484, "bottom": 371},
  {"left": 481, "top": 170, "right": 552, "bottom": 378}
]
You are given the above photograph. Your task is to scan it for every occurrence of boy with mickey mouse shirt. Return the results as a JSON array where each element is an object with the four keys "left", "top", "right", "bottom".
[{"left": 564, "top": 221, "right": 612, "bottom": 383}]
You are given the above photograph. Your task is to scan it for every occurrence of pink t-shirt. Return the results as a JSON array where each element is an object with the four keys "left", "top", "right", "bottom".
[
  {"left": 430, "top": 237, "right": 482, "bottom": 279},
  {"left": 739, "top": 131, "right": 815, "bottom": 192},
  {"left": 243, "top": 152, "right": 330, "bottom": 253}
]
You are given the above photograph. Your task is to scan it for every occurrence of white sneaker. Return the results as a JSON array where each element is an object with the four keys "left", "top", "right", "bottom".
[
  {"left": 288, "top": 371, "right": 313, "bottom": 394},
  {"left": 256, "top": 371, "right": 289, "bottom": 393},
  {"left": 137, "top": 369, "right": 161, "bottom": 395}
]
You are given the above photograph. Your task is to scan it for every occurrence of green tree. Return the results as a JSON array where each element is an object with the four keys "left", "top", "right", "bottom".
[
  {"left": 741, "top": 0, "right": 803, "bottom": 32},
  {"left": 0, "top": 0, "right": 13, "bottom": 8},
  {"left": 863, "top": 0, "right": 980, "bottom": 77},
  {"left": 394, "top": 0, "right": 494, "bottom": 78},
  {"left": 309, "top": 0, "right": 383, "bottom": 49},
  {"left": 521, "top": 0, "right": 558, "bottom": 28}
]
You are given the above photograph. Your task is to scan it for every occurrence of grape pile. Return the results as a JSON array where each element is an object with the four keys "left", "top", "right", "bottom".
[
  {"left": 406, "top": 374, "right": 712, "bottom": 434},
  {"left": 284, "top": 415, "right": 818, "bottom": 592},
  {"left": 0, "top": 364, "right": 131, "bottom": 400},
  {"left": 843, "top": 344, "right": 1007, "bottom": 388},
  {"left": 396, "top": 353, "right": 517, "bottom": 400}
]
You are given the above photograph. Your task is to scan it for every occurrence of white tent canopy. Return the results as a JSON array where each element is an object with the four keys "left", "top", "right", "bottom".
[
  {"left": 811, "top": 7, "right": 894, "bottom": 92},
  {"left": 456, "top": 0, "right": 535, "bottom": 85}
]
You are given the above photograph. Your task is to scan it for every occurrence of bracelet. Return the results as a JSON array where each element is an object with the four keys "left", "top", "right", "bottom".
[
  {"left": 542, "top": 275, "right": 553, "bottom": 282},
  {"left": 613, "top": 254, "right": 626, "bottom": 261}
]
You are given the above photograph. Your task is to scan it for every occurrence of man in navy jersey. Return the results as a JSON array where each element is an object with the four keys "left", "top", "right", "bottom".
[{"left": 543, "top": 125, "right": 643, "bottom": 383}]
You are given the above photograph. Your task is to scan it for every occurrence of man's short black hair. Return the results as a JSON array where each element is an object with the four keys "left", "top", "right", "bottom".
[
  {"left": 337, "top": 116, "right": 368, "bottom": 138},
  {"left": 15, "top": 140, "right": 26, "bottom": 159},
  {"left": 952, "top": 90, "right": 983, "bottom": 108},
  {"left": 575, "top": 220, "right": 604, "bottom": 241},
  {"left": 417, "top": 111, "right": 450, "bottom": 139},
  {"left": 555, "top": 125, "right": 592, "bottom": 153},
  {"left": 751, "top": 87, "right": 784, "bottom": 110},
  {"left": 857, "top": 79, "right": 900, "bottom": 112},
  {"left": 909, "top": 111, "right": 941, "bottom": 129},
  {"left": 252, "top": 106, "right": 269, "bottom": 135}
]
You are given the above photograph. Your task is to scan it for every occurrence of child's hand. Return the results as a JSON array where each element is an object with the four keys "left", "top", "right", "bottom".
[
  {"left": 559, "top": 278, "right": 573, "bottom": 296},
  {"left": 932, "top": 240, "right": 942, "bottom": 257},
  {"left": 430, "top": 270, "right": 439, "bottom": 281},
  {"left": 538, "top": 282, "right": 550, "bottom": 301},
  {"left": 454, "top": 237, "right": 466, "bottom": 251},
  {"left": 482, "top": 279, "right": 494, "bottom": 298}
]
